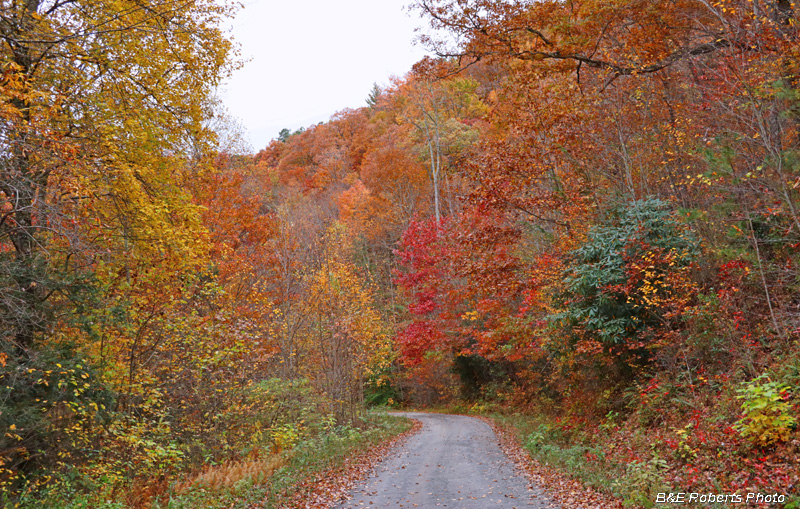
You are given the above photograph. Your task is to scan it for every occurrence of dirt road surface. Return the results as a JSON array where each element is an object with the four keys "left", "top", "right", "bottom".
[{"left": 334, "top": 412, "right": 557, "bottom": 508}]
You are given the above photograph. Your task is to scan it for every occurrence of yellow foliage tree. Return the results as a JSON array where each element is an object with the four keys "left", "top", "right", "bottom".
[
  {"left": 0, "top": 0, "right": 238, "bottom": 494},
  {"left": 300, "top": 224, "right": 391, "bottom": 423},
  {"left": 0, "top": 0, "right": 237, "bottom": 351}
]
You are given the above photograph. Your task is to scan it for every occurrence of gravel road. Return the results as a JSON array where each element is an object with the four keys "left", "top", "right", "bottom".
[{"left": 335, "top": 412, "right": 557, "bottom": 508}]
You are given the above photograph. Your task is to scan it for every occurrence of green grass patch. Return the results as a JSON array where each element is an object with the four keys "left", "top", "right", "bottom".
[
  {"left": 163, "top": 412, "right": 412, "bottom": 509},
  {"left": 489, "top": 413, "right": 623, "bottom": 494}
]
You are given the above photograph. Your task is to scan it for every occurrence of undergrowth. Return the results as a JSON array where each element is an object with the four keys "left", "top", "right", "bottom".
[
  {"left": 6, "top": 407, "right": 410, "bottom": 509},
  {"left": 462, "top": 401, "right": 798, "bottom": 509},
  {"left": 161, "top": 412, "right": 410, "bottom": 508}
]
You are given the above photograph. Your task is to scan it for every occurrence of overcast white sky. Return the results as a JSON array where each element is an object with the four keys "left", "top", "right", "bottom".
[{"left": 219, "top": 0, "right": 431, "bottom": 151}]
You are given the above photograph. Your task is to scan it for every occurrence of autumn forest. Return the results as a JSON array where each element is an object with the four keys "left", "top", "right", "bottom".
[{"left": 1, "top": 0, "right": 799, "bottom": 507}]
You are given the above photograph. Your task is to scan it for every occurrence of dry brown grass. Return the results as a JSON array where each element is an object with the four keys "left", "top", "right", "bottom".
[
  {"left": 174, "top": 453, "right": 286, "bottom": 493},
  {"left": 125, "top": 477, "right": 171, "bottom": 509}
]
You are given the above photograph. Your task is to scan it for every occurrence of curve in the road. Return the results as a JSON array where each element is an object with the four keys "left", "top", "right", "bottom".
[{"left": 335, "top": 412, "right": 557, "bottom": 508}]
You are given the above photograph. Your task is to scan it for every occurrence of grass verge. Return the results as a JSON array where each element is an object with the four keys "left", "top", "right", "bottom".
[
  {"left": 163, "top": 412, "right": 413, "bottom": 509},
  {"left": 486, "top": 413, "right": 628, "bottom": 508}
]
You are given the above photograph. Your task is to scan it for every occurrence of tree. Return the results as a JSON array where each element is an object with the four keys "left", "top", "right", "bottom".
[
  {"left": 551, "top": 199, "right": 700, "bottom": 372},
  {"left": 277, "top": 128, "right": 293, "bottom": 143},
  {"left": 412, "top": 0, "right": 744, "bottom": 80},
  {"left": 0, "top": 0, "right": 237, "bottom": 353},
  {"left": 299, "top": 224, "right": 390, "bottom": 423},
  {"left": 390, "top": 67, "right": 487, "bottom": 222},
  {"left": 366, "top": 82, "right": 382, "bottom": 108},
  {"left": 0, "top": 2, "right": 237, "bottom": 494}
]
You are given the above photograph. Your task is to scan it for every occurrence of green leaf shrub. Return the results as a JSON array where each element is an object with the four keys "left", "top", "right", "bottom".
[
  {"left": 733, "top": 374, "right": 796, "bottom": 447},
  {"left": 551, "top": 199, "right": 700, "bottom": 362}
]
